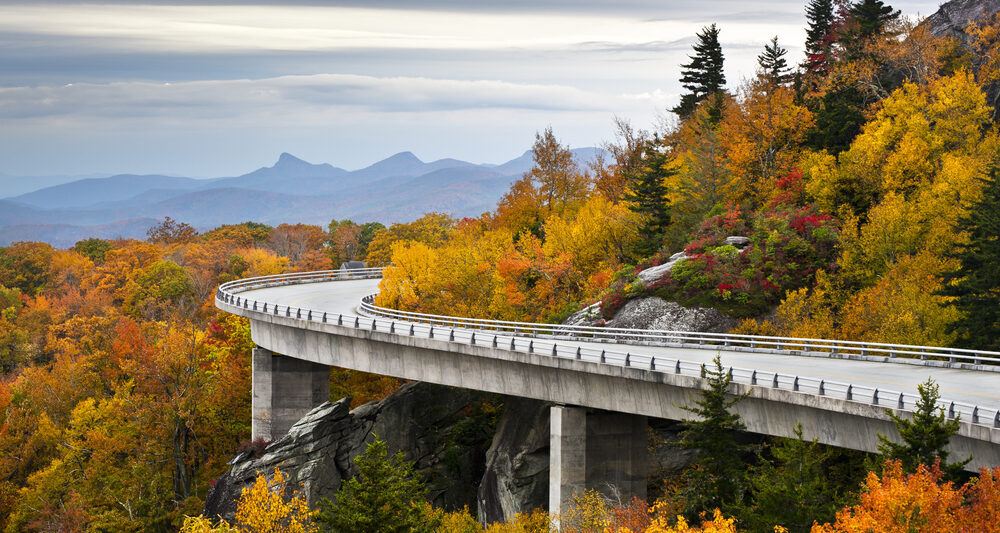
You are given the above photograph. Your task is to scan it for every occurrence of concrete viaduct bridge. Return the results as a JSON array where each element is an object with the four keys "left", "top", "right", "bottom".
[{"left": 216, "top": 269, "right": 1000, "bottom": 514}]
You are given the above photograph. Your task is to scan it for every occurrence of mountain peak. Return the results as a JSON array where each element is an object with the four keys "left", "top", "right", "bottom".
[
  {"left": 385, "top": 151, "right": 422, "bottom": 164},
  {"left": 275, "top": 152, "right": 308, "bottom": 166}
]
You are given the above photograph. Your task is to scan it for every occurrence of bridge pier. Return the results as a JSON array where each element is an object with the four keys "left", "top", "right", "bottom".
[
  {"left": 549, "top": 406, "right": 647, "bottom": 519},
  {"left": 251, "top": 347, "right": 330, "bottom": 441}
]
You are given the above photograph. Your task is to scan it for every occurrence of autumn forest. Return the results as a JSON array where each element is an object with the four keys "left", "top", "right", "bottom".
[{"left": 3, "top": 0, "right": 1000, "bottom": 531}]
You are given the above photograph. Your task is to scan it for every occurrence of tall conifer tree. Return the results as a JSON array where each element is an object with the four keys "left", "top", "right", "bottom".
[
  {"left": 939, "top": 162, "right": 1000, "bottom": 350},
  {"left": 877, "top": 379, "right": 971, "bottom": 479},
  {"left": 758, "top": 36, "right": 792, "bottom": 86},
  {"left": 677, "top": 355, "right": 750, "bottom": 520},
  {"left": 673, "top": 24, "right": 726, "bottom": 120},
  {"left": 626, "top": 139, "right": 674, "bottom": 258},
  {"left": 804, "top": 0, "right": 835, "bottom": 75}
]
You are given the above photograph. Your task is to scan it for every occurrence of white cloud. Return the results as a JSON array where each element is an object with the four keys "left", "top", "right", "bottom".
[{"left": 0, "top": 74, "right": 663, "bottom": 121}]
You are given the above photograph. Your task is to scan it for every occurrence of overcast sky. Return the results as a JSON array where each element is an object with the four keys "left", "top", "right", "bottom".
[{"left": 0, "top": 1, "right": 943, "bottom": 177}]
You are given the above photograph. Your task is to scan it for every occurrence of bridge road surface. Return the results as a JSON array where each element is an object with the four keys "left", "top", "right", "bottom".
[{"left": 237, "top": 278, "right": 1000, "bottom": 413}]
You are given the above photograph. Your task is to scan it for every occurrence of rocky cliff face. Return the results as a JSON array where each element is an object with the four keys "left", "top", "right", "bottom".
[
  {"left": 926, "top": 0, "right": 1000, "bottom": 40},
  {"left": 476, "top": 397, "right": 552, "bottom": 524},
  {"left": 203, "top": 382, "right": 497, "bottom": 522}
]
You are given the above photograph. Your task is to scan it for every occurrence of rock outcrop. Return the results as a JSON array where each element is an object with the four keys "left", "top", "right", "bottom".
[
  {"left": 476, "top": 397, "right": 552, "bottom": 524},
  {"left": 562, "top": 302, "right": 603, "bottom": 327},
  {"left": 924, "top": 0, "right": 1000, "bottom": 114},
  {"left": 636, "top": 252, "right": 687, "bottom": 287},
  {"left": 926, "top": 0, "right": 1000, "bottom": 40},
  {"left": 607, "top": 297, "right": 736, "bottom": 333},
  {"left": 204, "top": 382, "right": 496, "bottom": 522}
]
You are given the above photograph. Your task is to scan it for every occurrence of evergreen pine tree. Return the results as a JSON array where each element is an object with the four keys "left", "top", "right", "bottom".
[
  {"left": 804, "top": 0, "right": 835, "bottom": 75},
  {"left": 625, "top": 139, "right": 674, "bottom": 259},
  {"left": 741, "top": 424, "right": 842, "bottom": 533},
  {"left": 939, "top": 162, "right": 1000, "bottom": 350},
  {"left": 757, "top": 36, "right": 792, "bottom": 86},
  {"left": 677, "top": 354, "right": 749, "bottom": 519},
  {"left": 316, "top": 437, "right": 439, "bottom": 533},
  {"left": 838, "top": 0, "right": 900, "bottom": 60},
  {"left": 877, "top": 378, "right": 971, "bottom": 480},
  {"left": 848, "top": 0, "right": 900, "bottom": 39},
  {"left": 673, "top": 24, "right": 726, "bottom": 120}
]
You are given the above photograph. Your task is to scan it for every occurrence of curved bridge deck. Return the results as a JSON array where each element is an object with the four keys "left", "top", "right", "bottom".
[{"left": 217, "top": 271, "right": 1000, "bottom": 473}]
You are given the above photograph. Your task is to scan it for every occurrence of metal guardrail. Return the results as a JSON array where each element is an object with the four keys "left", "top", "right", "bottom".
[{"left": 216, "top": 269, "right": 1000, "bottom": 430}]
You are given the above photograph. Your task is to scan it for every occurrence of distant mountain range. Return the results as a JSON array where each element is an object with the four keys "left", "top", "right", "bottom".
[{"left": 0, "top": 148, "right": 603, "bottom": 247}]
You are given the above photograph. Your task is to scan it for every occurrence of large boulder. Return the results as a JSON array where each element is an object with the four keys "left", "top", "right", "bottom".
[
  {"left": 636, "top": 252, "right": 687, "bottom": 287},
  {"left": 203, "top": 382, "right": 496, "bottom": 522},
  {"left": 607, "top": 296, "right": 736, "bottom": 333}
]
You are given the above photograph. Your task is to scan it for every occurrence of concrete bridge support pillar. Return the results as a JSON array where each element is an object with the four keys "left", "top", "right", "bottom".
[
  {"left": 549, "top": 406, "right": 647, "bottom": 520},
  {"left": 251, "top": 347, "right": 330, "bottom": 441}
]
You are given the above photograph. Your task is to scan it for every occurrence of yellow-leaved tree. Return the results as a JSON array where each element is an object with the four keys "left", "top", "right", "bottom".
[{"left": 180, "top": 467, "right": 316, "bottom": 533}]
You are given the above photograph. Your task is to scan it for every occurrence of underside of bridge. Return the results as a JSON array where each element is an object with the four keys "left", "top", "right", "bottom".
[{"left": 250, "top": 345, "right": 651, "bottom": 515}]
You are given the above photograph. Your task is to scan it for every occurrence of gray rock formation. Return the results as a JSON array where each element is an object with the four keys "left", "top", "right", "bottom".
[
  {"left": 724, "top": 236, "right": 750, "bottom": 247},
  {"left": 476, "top": 397, "right": 552, "bottom": 524},
  {"left": 926, "top": 0, "right": 1000, "bottom": 40},
  {"left": 204, "top": 382, "right": 496, "bottom": 522},
  {"left": 924, "top": 0, "right": 1000, "bottom": 115},
  {"left": 607, "top": 296, "right": 736, "bottom": 333},
  {"left": 636, "top": 252, "right": 687, "bottom": 287},
  {"left": 562, "top": 302, "right": 603, "bottom": 327}
]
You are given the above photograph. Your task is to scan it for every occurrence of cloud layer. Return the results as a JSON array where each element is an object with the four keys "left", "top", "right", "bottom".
[{"left": 0, "top": 1, "right": 944, "bottom": 177}]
